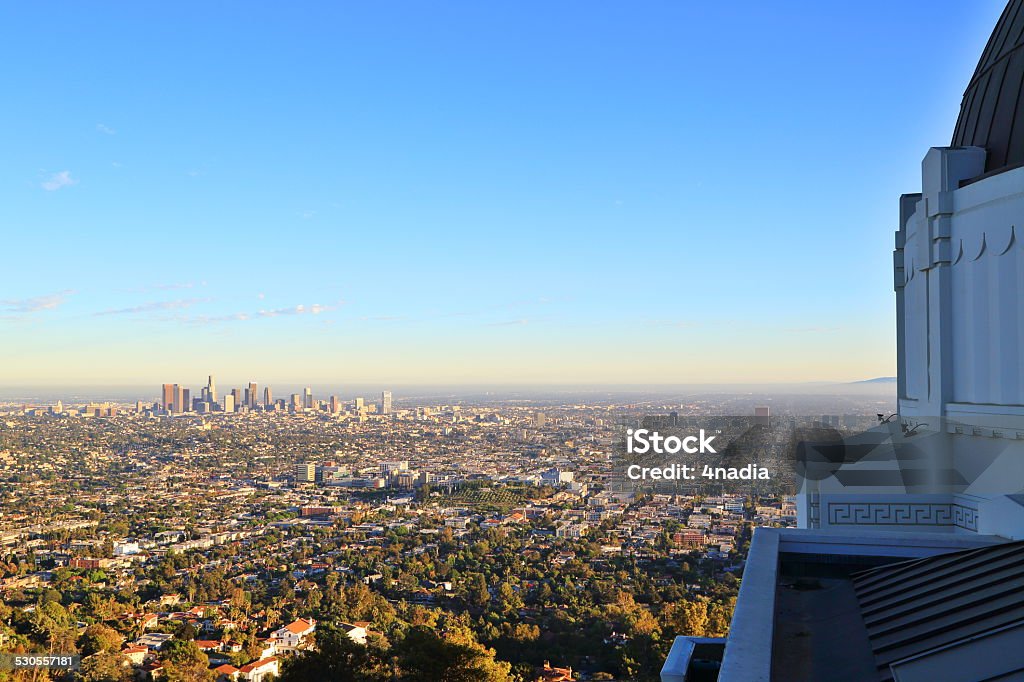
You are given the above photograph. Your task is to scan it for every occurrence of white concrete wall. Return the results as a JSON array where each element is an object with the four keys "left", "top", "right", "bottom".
[
  {"left": 798, "top": 148, "right": 1024, "bottom": 536},
  {"left": 897, "top": 149, "right": 1024, "bottom": 421}
]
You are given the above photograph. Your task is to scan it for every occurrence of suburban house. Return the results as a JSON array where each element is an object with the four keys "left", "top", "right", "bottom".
[
  {"left": 213, "top": 663, "right": 240, "bottom": 681},
  {"left": 269, "top": 617, "right": 316, "bottom": 651},
  {"left": 338, "top": 621, "right": 369, "bottom": 644},
  {"left": 121, "top": 645, "right": 148, "bottom": 665},
  {"left": 238, "top": 657, "right": 279, "bottom": 682}
]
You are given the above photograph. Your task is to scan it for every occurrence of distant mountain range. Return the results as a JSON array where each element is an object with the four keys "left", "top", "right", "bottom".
[{"left": 851, "top": 376, "right": 897, "bottom": 384}]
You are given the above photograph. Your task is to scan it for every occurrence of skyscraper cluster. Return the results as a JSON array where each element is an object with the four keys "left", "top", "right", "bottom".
[{"left": 157, "top": 376, "right": 394, "bottom": 418}]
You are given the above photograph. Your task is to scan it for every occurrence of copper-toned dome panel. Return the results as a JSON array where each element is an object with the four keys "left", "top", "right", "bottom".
[{"left": 952, "top": 0, "right": 1024, "bottom": 175}]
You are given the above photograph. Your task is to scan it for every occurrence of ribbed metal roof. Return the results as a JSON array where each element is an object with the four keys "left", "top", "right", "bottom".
[
  {"left": 951, "top": 0, "right": 1024, "bottom": 176},
  {"left": 850, "top": 540, "right": 1024, "bottom": 682}
]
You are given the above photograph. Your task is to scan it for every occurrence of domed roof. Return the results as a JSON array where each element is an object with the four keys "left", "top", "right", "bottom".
[{"left": 951, "top": 0, "right": 1024, "bottom": 176}]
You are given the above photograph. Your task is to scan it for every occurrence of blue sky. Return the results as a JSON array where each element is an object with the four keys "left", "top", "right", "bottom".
[{"left": 0, "top": 1, "right": 1008, "bottom": 386}]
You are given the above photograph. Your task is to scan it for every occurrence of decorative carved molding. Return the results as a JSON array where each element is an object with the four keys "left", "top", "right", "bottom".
[
  {"left": 826, "top": 502, "right": 977, "bottom": 531},
  {"left": 828, "top": 502, "right": 950, "bottom": 525},
  {"left": 952, "top": 504, "right": 979, "bottom": 531}
]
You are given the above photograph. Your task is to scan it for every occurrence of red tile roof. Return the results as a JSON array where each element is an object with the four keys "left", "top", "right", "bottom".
[
  {"left": 239, "top": 657, "right": 278, "bottom": 673},
  {"left": 282, "top": 618, "right": 315, "bottom": 634}
]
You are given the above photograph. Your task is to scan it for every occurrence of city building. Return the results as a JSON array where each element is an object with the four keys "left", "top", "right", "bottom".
[
  {"left": 380, "top": 461, "right": 409, "bottom": 478},
  {"left": 754, "top": 406, "right": 770, "bottom": 426},
  {"left": 381, "top": 390, "right": 392, "bottom": 415},
  {"left": 295, "top": 463, "right": 317, "bottom": 484}
]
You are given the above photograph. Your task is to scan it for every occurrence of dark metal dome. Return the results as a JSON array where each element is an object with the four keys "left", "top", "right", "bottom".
[{"left": 951, "top": 0, "right": 1024, "bottom": 176}]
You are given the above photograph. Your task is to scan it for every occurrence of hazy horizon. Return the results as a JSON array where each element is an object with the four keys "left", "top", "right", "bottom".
[{"left": 0, "top": 378, "right": 896, "bottom": 404}]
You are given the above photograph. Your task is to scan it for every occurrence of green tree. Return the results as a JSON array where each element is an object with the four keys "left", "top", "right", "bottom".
[
  {"left": 162, "top": 660, "right": 216, "bottom": 682},
  {"left": 163, "top": 639, "right": 203, "bottom": 665},
  {"left": 76, "top": 651, "right": 133, "bottom": 682},
  {"left": 467, "top": 574, "right": 490, "bottom": 609},
  {"left": 78, "top": 624, "right": 124, "bottom": 657},
  {"left": 397, "top": 626, "right": 512, "bottom": 682},
  {"left": 279, "top": 623, "right": 387, "bottom": 682},
  {"left": 662, "top": 598, "right": 709, "bottom": 637},
  {"left": 495, "top": 583, "right": 521, "bottom": 616},
  {"left": 706, "top": 598, "right": 736, "bottom": 637}
]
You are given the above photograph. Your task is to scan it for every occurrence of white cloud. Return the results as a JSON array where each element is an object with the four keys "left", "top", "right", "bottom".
[
  {"left": 41, "top": 171, "right": 78, "bottom": 191},
  {"left": 184, "top": 301, "right": 342, "bottom": 325},
  {"left": 95, "top": 298, "right": 208, "bottom": 316},
  {"left": 257, "top": 303, "right": 328, "bottom": 317},
  {"left": 485, "top": 319, "right": 529, "bottom": 327},
  {"left": 96, "top": 123, "right": 116, "bottom": 135},
  {"left": 1, "top": 289, "right": 75, "bottom": 314}
]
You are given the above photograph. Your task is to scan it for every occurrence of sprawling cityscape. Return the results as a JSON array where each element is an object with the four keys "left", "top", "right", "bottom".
[
  {"left": 7, "top": 1, "right": 1024, "bottom": 680},
  {"left": 0, "top": 381, "right": 892, "bottom": 681}
]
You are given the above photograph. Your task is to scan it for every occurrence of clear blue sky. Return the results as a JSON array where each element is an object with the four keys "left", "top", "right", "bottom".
[{"left": 0, "top": 1, "right": 1008, "bottom": 386}]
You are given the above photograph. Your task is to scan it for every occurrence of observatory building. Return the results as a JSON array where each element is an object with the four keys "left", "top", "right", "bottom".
[{"left": 663, "top": 2, "right": 1024, "bottom": 680}]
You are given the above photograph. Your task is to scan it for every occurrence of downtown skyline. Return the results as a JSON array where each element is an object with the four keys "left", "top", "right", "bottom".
[
  {"left": 0, "top": 1, "right": 1009, "bottom": 386},
  {"left": 156, "top": 376, "right": 394, "bottom": 416}
]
